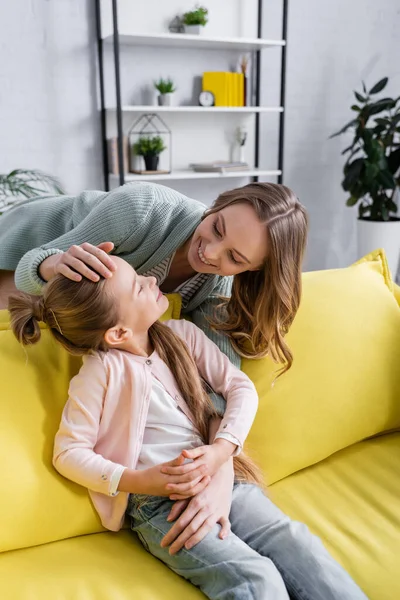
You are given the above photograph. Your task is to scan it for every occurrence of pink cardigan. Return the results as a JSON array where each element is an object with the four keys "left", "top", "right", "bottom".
[{"left": 53, "top": 319, "right": 258, "bottom": 531}]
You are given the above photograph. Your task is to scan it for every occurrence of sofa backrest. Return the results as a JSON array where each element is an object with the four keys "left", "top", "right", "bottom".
[{"left": 243, "top": 249, "right": 400, "bottom": 485}]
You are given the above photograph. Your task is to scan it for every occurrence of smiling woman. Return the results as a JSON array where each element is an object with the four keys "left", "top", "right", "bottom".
[{"left": 0, "top": 181, "right": 308, "bottom": 377}]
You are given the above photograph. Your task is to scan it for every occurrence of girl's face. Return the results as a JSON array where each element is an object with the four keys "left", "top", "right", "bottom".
[
  {"left": 187, "top": 202, "right": 268, "bottom": 276},
  {"left": 106, "top": 257, "right": 169, "bottom": 339}
]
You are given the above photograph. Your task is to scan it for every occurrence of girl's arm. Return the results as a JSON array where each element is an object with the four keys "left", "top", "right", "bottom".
[
  {"left": 54, "top": 354, "right": 210, "bottom": 498},
  {"left": 169, "top": 319, "right": 258, "bottom": 453}
]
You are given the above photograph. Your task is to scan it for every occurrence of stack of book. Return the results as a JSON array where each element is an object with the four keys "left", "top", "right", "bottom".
[
  {"left": 202, "top": 72, "right": 245, "bottom": 107},
  {"left": 190, "top": 161, "right": 249, "bottom": 173},
  {"left": 107, "top": 137, "right": 129, "bottom": 175}
]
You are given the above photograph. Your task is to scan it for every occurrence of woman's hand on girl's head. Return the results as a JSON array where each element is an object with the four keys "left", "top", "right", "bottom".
[{"left": 39, "top": 242, "right": 117, "bottom": 283}]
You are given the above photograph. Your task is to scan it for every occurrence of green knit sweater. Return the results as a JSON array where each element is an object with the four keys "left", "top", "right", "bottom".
[{"left": 0, "top": 182, "right": 238, "bottom": 376}]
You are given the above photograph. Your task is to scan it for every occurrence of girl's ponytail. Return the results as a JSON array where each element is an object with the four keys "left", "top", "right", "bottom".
[{"left": 8, "top": 293, "right": 44, "bottom": 346}]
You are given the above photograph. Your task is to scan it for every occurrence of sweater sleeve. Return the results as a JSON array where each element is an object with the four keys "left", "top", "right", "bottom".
[
  {"left": 14, "top": 182, "right": 157, "bottom": 294},
  {"left": 53, "top": 354, "right": 127, "bottom": 496},
  {"left": 189, "top": 275, "right": 240, "bottom": 369}
]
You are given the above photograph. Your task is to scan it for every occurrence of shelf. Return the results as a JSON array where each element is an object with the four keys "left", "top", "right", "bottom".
[
  {"left": 107, "top": 106, "right": 283, "bottom": 114},
  {"left": 109, "top": 169, "right": 281, "bottom": 183},
  {"left": 103, "top": 32, "right": 285, "bottom": 51}
]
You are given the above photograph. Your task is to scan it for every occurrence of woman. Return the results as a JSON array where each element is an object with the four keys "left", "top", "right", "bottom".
[{"left": 0, "top": 180, "right": 308, "bottom": 374}]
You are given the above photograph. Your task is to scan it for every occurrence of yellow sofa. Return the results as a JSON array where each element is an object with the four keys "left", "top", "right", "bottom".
[{"left": 1, "top": 249, "right": 399, "bottom": 599}]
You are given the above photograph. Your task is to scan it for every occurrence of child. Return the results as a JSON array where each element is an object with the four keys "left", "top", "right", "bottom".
[{"left": 9, "top": 257, "right": 367, "bottom": 600}]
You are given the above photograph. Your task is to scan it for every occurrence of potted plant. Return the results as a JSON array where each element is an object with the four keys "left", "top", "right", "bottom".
[
  {"left": 182, "top": 5, "right": 208, "bottom": 35},
  {"left": 154, "top": 77, "right": 176, "bottom": 106},
  {"left": 0, "top": 169, "right": 64, "bottom": 214},
  {"left": 132, "top": 135, "right": 166, "bottom": 172},
  {"left": 331, "top": 77, "right": 400, "bottom": 275}
]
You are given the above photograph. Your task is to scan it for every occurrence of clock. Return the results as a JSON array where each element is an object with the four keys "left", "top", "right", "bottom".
[{"left": 199, "top": 90, "right": 215, "bottom": 107}]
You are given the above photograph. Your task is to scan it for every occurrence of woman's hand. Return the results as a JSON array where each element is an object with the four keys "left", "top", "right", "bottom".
[
  {"left": 118, "top": 453, "right": 211, "bottom": 498},
  {"left": 39, "top": 242, "right": 117, "bottom": 282},
  {"left": 160, "top": 439, "right": 236, "bottom": 499},
  {"left": 160, "top": 458, "right": 234, "bottom": 555}
]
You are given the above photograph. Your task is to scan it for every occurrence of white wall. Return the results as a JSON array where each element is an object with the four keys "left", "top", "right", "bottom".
[
  {"left": 0, "top": 0, "right": 102, "bottom": 194},
  {"left": 1, "top": 1, "right": 399, "bottom": 269},
  {"left": 260, "top": 0, "right": 400, "bottom": 270}
]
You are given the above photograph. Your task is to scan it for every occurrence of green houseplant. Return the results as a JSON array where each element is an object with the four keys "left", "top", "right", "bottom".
[
  {"left": 182, "top": 6, "right": 208, "bottom": 34},
  {"left": 331, "top": 77, "right": 400, "bottom": 274},
  {"left": 154, "top": 78, "right": 176, "bottom": 107},
  {"left": 132, "top": 136, "right": 166, "bottom": 172},
  {"left": 0, "top": 169, "right": 64, "bottom": 214}
]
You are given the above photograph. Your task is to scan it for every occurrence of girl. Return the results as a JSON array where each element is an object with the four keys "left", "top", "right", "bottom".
[{"left": 9, "top": 258, "right": 367, "bottom": 600}]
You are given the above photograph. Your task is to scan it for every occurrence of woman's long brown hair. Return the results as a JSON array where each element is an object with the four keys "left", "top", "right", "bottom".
[
  {"left": 8, "top": 275, "right": 262, "bottom": 485},
  {"left": 207, "top": 182, "right": 308, "bottom": 375}
]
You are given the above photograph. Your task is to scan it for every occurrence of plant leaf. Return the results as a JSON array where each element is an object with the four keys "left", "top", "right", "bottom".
[
  {"left": 346, "top": 196, "right": 358, "bottom": 207},
  {"left": 330, "top": 118, "right": 358, "bottom": 138},
  {"left": 369, "top": 77, "right": 388, "bottom": 95},
  {"left": 354, "top": 91, "right": 366, "bottom": 103},
  {"left": 351, "top": 105, "right": 361, "bottom": 112},
  {"left": 387, "top": 147, "right": 400, "bottom": 175}
]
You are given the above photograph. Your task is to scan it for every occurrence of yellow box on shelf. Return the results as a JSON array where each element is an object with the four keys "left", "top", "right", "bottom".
[{"left": 202, "top": 71, "right": 229, "bottom": 106}]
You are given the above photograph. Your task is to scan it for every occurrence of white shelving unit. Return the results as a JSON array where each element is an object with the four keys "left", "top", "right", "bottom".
[
  {"left": 97, "top": 3, "right": 288, "bottom": 193},
  {"left": 110, "top": 168, "right": 282, "bottom": 184},
  {"left": 106, "top": 106, "right": 283, "bottom": 114},
  {"left": 103, "top": 32, "right": 285, "bottom": 51}
]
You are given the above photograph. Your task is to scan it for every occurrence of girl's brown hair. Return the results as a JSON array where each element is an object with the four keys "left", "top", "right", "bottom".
[
  {"left": 207, "top": 182, "right": 308, "bottom": 375},
  {"left": 8, "top": 275, "right": 261, "bottom": 485}
]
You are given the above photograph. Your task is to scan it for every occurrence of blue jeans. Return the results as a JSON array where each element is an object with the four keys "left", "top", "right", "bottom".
[{"left": 127, "top": 483, "right": 368, "bottom": 600}]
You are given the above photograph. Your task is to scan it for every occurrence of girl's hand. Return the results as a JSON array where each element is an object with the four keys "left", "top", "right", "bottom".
[
  {"left": 39, "top": 242, "right": 117, "bottom": 282},
  {"left": 160, "top": 458, "right": 234, "bottom": 555},
  {"left": 160, "top": 439, "right": 236, "bottom": 499},
  {"left": 120, "top": 454, "right": 211, "bottom": 499}
]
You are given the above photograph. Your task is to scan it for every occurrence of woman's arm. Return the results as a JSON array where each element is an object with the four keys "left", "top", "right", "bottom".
[{"left": 15, "top": 182, "right": 158, "bottom": 294}]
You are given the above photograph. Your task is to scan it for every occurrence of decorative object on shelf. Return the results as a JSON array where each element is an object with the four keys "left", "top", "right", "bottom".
[
  {"left": 182, "top": 5, "right": 208, "bottom": 35},
  {"left": 236, "top": 126, "right": 248, "bottom": 164},
  {"left": 239, "top": 54, "right": 250, "bottom": 106},
  {"left": 107, "top": 136, "right": 129, "bottom": 175},
  {"left": 129, "top": 113, "right": 171, "bottom": 174},
  {"left": 190, "top": 161, "right": 249, "bottom": 173},
  {"left": 331, "top": 77, "right": 400, "bottom": 276},
  {"left": 154, "top": 77, "right": 176, "bottom": 106},
  {"left": 202, "top": 71, "right": 244, "bottom": 107},
  {"left": 0, "top": 169, "right": 64, "bottom": 214},
  {"left": 199, "top": 90, "right": 215, "bottom": 107},
  {"left": 168, "top": 16, "right": 184, "bottom": 34}
]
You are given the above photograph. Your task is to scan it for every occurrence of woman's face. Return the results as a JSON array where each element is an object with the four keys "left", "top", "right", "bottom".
[{"left": 187, "top": 202, "right": 268, "bottom": 276}]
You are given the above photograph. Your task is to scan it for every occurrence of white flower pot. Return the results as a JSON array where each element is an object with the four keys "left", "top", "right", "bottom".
[
  {"left": 184, "top": 25, "right": 202, "bottom": 35},
  {"left": 158, "top": 93, "right": 174, "bottom": 106},
  {"left": 357, "top": 218, "right": 400, "bottom": 277}
]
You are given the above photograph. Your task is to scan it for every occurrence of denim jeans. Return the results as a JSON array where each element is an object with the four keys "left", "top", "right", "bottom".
[{"left": 127, "top": 483, "right": 368, "bottom": 600}]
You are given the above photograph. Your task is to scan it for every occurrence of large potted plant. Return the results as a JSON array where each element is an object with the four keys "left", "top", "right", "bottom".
[
  {"left": 132, "top": 136, "right": 166, "bottom": 172},
  {"left": 154, "top": 78, "right": 176, "bottom": 106},
  {"left": 331, "top": 77, "right": 400, "bottom": 275},
  {"left": 182, "top": 6, "right": 208, "bottom": 35}
]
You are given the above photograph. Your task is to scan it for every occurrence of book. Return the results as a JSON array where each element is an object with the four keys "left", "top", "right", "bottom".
[
  {"left": 190, "top": 161, "right": 249, "bottom": 173},
  {"left": 202, "top": 72, "right": 229, "bottom": 106},
  {"left": 107, "top": 137, "right": 129, "bottom": 175}
]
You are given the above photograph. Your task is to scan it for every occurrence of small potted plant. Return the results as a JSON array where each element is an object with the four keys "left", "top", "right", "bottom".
[
  {"left": 154, "top": 77, "right": 176, "bottom": 106},
  {"left": 182, "top": 5, "right": 208, "bottom": 35},
  {"left": 132, "top": 135, "right": 166, "bottom": 172},
  {"left": 331, "top": 77, "right": 400, "bottom": 275}
]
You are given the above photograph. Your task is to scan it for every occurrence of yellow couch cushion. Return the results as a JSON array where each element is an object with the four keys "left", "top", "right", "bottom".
[
  {"left": 0, "top": 294, "right": 182, "bottom": 554},
  {"left": 243, "top": 249, "right": 400, "bottom": 484},
  {"left": 269, "top": 432, "right": 400, "bottom": 600}
]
